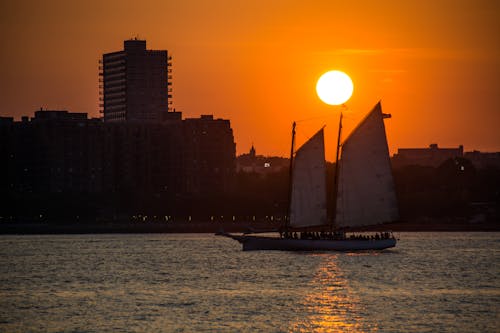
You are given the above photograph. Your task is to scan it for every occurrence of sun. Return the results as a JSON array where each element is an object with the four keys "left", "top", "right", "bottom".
[{"left": 316, "top": 70, "right": 354, "bottom": 105}]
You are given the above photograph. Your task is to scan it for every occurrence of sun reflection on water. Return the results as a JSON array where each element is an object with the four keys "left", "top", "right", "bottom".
[{"left": 290, "top": 254, "right": 375, "bottom": 333}]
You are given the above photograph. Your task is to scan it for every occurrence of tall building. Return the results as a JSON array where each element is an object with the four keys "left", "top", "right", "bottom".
[{"left": 99, "top": 39, "right": 173, "bottom": 122}]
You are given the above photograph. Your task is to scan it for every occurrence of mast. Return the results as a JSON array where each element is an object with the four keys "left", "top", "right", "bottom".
[
  {"left": 284, "top": 121, "right": 296, "bottom": 231},
  {"left": 331, "top": 112, "right": 343, "bottom": 230}
]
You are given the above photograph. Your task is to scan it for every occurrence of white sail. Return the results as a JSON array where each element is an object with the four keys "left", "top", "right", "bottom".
[
  {"left": 289, "top": 128, "right": 328, "bottom": 228},
  {"left": 335, "top": 102, "right": 399, "bottom": 228}
]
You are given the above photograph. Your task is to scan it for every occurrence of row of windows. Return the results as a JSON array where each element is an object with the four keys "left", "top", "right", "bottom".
[
  {"left": 105, "top": 72, "right": 126, "bottom": 80},
  {"left": 105, "top": 113, "right": 126, "bottom": 121},
  {"left": 105, "top": 101, "right": 126, "bottom": 109},
  {"left": 104, "top": 80, "right": 126, "bottom": 89},
  {"left": 104, "top": 85, "right": 126, "bottom": 93},
  {"left": 103, "top": 66, "right": 126, "bottom": 75},
  {"left": 105, "top": 91, "right": 126, "bottom": 99}
]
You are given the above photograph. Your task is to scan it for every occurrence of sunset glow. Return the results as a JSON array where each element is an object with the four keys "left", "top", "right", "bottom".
[{"left": 0, "top": 1, "right": 499, "bottom": 157}]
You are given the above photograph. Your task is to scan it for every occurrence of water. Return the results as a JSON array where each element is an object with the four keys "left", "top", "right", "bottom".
[{"left": 0, "top": 232, "right": 498, "bottom": 332}]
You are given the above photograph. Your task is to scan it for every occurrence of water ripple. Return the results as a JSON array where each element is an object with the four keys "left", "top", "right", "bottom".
[{"left": 0, "top": 232, "right": 499, "bottom": 332}]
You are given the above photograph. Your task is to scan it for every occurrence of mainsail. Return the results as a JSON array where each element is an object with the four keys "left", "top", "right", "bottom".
[
  {"left": 335, "top": 102, "right": 399, "bottom": 228},
  {"left": 289, "top": 128, "right": 328, "bottom": 228}
]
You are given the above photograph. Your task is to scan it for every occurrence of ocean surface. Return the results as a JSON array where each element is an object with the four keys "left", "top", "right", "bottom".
[{"left": 0, "top": 232, "right": 498, "bottom": 332}]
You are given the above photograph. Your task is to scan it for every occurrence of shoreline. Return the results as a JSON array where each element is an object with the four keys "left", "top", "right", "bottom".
[{"left": 0, "top": 220, "right": 498, "bottom": 235}]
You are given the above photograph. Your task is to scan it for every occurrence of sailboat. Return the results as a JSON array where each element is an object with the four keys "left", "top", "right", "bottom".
[{"left": 222, "top": 101, "right": 399, "bottom": 251}]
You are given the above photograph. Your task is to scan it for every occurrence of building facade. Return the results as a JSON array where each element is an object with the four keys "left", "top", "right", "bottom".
[
  {"left": 183, "top": 115, "right": 236, "bottom": 194},
  {"left": 0, "top": 110, "right": 235, "bottom": 197},
  {"left": 1, "top": 109, "right": 104, "bottom": 194},
  {"left": 100, "top": 39, "right": 173, "bottom": 122},
  {"left": 392, "top": 144, "right": 464, "bottom": 168}
]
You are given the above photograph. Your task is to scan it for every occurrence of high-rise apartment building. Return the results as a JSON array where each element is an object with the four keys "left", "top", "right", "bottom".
[{"left": 99, "top": 39, "right": 172, "bottom": 122}]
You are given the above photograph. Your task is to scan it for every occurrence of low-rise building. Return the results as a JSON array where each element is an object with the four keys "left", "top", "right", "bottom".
[
  {"left": 464, "top": 151, "right": 500, "bottom": 169},
  {"left": 392, "top": 143, "right": 500, "bottom": 170},
  {"left": 237, "top": 145, "right": 289, "bottom": 175},
  {"left": 183, "top": 115, "right": 236, "bottom": 194},
  {"left": 0, "top": 109, "right": 235, "bottom": 196},
  {"left": 392, "top": 144, "right": 463, "bottom": 168}
]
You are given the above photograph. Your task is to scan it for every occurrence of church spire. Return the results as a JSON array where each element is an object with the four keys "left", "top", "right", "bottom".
[{"left": 249, "top": 144, "right": 256, "bottom": 158}]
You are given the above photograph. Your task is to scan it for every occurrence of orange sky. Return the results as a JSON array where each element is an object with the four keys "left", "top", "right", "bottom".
[{"left": 1, "top": 0, "right": 499, "bottom": 159}]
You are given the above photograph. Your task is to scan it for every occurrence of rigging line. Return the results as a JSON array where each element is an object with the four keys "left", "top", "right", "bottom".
[
  {"left": 293, "top": 125, "right": 327, "bottom": 155},
  {"left": 295, "top": 104, "right": 350, "bottom": 123},
  {"left": 295, "top": 114, "right": 330, "bottom": 123}
]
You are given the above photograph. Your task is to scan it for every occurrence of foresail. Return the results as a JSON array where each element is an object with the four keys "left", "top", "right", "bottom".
[
  {"left": 290, "top": 128, "right": 328, "bottom": 228},
  {"left": 335, "top": 102, "right": 399, "bottom": 228}
]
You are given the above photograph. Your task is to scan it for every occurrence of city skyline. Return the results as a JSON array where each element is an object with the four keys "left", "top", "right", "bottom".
[{"left": 1, "top": 0, "right": 499, "bottom": 158}]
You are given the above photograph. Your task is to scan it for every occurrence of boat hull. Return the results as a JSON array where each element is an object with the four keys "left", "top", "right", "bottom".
[{"left": 237, "top": 235, "right": 396, "bottom": 251}]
